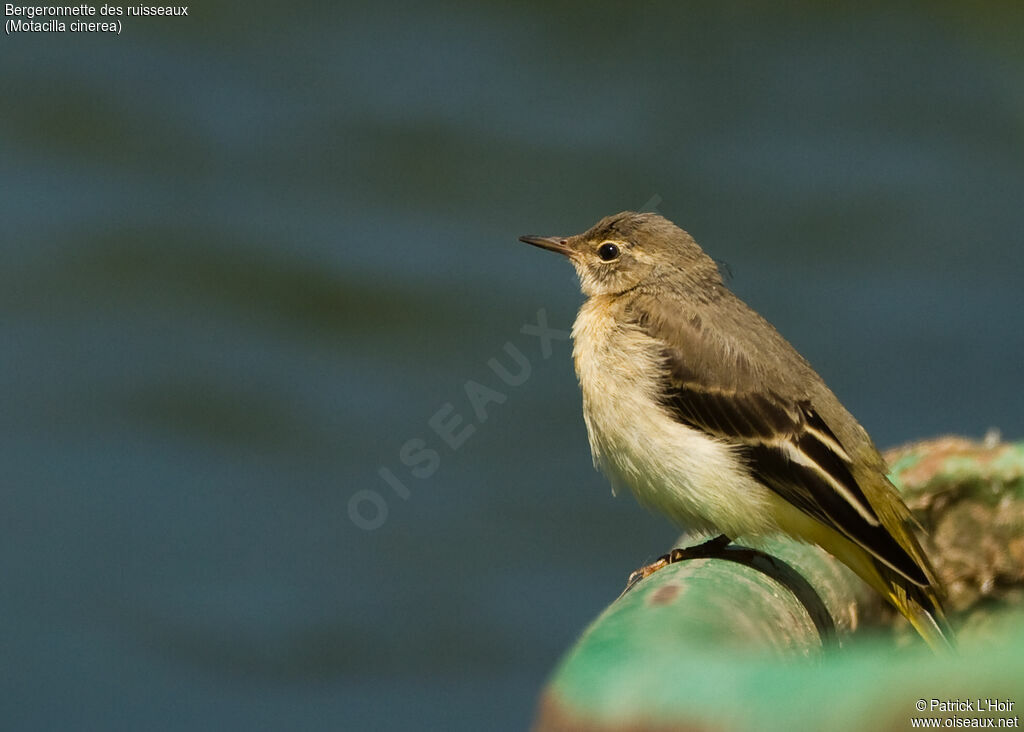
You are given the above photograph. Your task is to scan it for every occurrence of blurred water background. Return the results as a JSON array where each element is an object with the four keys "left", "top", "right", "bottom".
[{"left": 2, "top": 2, "right": 1023, "bottom": 729}]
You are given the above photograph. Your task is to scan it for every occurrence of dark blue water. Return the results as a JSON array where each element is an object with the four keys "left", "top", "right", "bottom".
[{"left": 2, "top": 4, "right": 1023, "bottom": 729}]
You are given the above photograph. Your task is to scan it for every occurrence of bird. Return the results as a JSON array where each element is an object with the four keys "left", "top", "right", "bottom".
[{"left": 520, "top": 211, "right": 953, "bottom": 651}]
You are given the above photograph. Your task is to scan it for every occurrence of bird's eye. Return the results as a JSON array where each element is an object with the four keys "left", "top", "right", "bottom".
[{"left": 597, "top": 242, "right": 620, "bottom": 261}]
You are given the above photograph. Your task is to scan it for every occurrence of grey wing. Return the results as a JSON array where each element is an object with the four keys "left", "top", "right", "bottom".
[{"left": 636, "top": 303, "right": 928, "bottom": 587}]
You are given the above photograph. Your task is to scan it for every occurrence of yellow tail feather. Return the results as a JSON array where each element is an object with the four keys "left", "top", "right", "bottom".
[{"left": 890, "top": 586, "right": 956, "bottom": 654}]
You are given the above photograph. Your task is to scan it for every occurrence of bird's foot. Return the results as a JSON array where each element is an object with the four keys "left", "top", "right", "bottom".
[{"left": 621, "top": 534, "right": 732, "bottom": 596}]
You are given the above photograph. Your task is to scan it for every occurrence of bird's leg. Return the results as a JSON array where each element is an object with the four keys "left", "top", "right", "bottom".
[
  {"left": 622, "top": 534, "right": 733, "bottom": 595},
  {"left": 668, "top": 532, "right": 733, "bottom": 561}
]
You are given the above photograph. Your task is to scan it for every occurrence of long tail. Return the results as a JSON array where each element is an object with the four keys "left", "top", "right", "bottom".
[
  {"left": 775, "top": 500, "right": 955, "bottom": 650},
  {"left": 886, "top": 571, "right": 956, "bottom": 654},
  {"left": 813, "top": 522, "right": 956, "bottom": 652}
]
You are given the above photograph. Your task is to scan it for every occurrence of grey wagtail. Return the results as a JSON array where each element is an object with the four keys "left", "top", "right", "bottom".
[{"left": 520, "top": 211, "right": 953, "bottom": 651}]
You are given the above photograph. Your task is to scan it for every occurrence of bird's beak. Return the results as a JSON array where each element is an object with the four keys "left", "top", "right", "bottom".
[{"left": 519, "top": 235, "right": 573, "bottom": 258}]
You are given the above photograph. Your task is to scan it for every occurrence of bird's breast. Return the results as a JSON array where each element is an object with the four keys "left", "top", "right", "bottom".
[{"left": 570, "top": 296, "right": 776, "bottom": 537}]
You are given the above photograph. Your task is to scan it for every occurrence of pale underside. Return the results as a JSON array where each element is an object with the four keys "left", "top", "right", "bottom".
[{"left": 572, "top": 296, "right": 782, "bottom": 538}]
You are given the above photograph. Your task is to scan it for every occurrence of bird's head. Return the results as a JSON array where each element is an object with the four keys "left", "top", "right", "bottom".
[{"left": 520, "top": 211, "right": 721, "bottom": 298}]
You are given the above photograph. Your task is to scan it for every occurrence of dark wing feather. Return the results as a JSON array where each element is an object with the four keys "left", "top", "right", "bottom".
[{"left": 638, "top": 308, "right": 928, "bottom": 587}]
